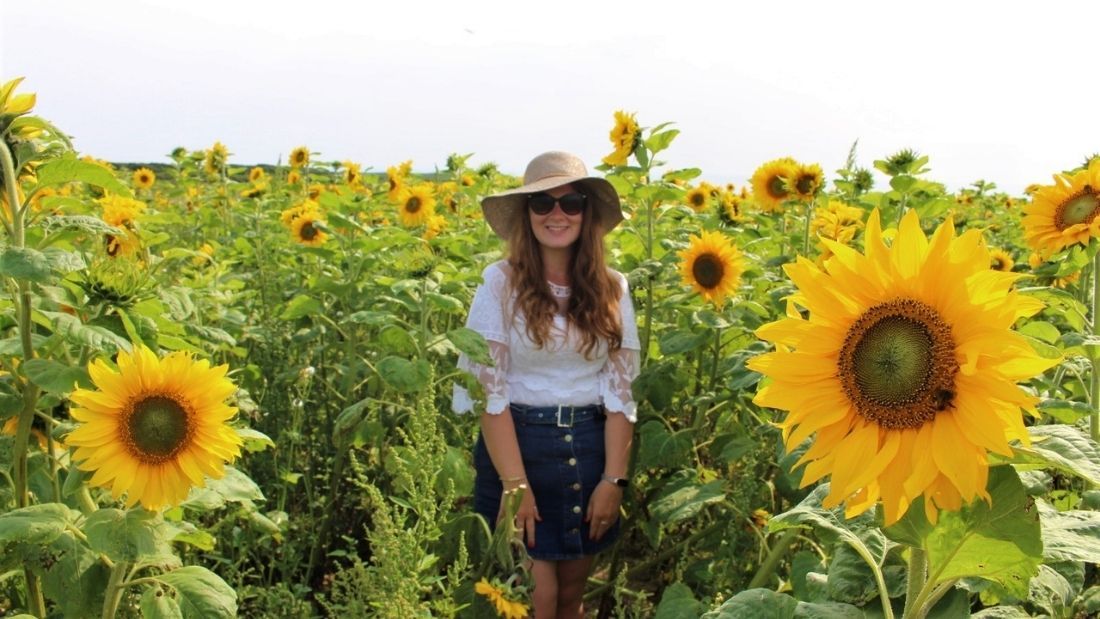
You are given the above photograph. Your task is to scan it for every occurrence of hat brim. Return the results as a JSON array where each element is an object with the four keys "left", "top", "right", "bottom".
[{"left": 481, "top": 175, "right": 623, "bottom": 239}]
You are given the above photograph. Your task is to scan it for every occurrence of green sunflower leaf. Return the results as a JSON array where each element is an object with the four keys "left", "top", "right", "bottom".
[
  {"left": 141, "top": 585, "right": 184, "bottom": 619},
  {"left": 447, "top": 327, "right": 492, "bottom": 366},
  {"left": 1035, "top": 500, "right": 1100, "bottom": 564},
  {"left": 654, "top": 582, "right": 704, "bottom": 619},
  {"left": 33, "top": 153, "right": 133, "bottom": 197},
  {"left": 637, "top": 422, "right": 693, "bottom": 470},
  {"left": 84, "top": 508, "right": 175, "bottom": 564},
  {"left": 0, "top": 503, "right": 81, "bottom": 546},
  {"left": 1009, "top": 424, "right": 1100, "bottom": 485},
  {"left": 701, "top": 589, "right": 798, "bottom": 618},
  {"left": 0, "top": 246, "right": 54, "bottom": 283},
  {"left": 377, "top": 356, "right": 431, "bottom": 393},
  {"left": 155, "top": 566, "right": 237, "bottom": 619},
  {"left": 280, "top": 294, "right": 322, "bottom": 320},
  {"left": 648, "top": 470, "right": 724, "bottom": 524},
  {"left": 923, "top": 466, "right": 1042, "bottom": 598},
  {"left": 21, "top": 358, "right": 92, "bottom": 394}
]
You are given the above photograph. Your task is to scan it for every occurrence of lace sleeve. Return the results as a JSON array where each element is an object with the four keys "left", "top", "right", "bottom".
[
  {"left": 452, "top": 341, "right": 511, "bottom": 415},
  {"left": 452, "top": 263, "right": 511, "bottom": 415},
  {"left": 598, "top": 346, "right": 640, "bottom": 423}
]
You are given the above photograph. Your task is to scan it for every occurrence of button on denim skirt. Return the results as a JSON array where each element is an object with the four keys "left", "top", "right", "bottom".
[{"left": 473, "top": 403, "right": 620, "bottom": 561}]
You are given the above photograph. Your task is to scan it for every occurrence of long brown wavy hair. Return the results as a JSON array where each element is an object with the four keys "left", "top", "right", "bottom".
[{"left": 504, "top": 186, "right": 624, "bottom": 359}]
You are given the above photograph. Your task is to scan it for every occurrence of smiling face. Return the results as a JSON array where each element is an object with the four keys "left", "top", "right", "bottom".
[{"left": 529, "top": 183, "right": 584, "bottom": 251}]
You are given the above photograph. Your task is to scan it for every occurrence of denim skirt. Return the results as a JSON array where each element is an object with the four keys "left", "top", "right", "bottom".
[{"left": 473, "top": 403, "right": 620, "bottom": 561}]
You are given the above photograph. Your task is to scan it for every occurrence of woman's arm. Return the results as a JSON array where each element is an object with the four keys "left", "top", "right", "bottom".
[{"left": 481, "top": 410, "right": 541, "bottom": 547}]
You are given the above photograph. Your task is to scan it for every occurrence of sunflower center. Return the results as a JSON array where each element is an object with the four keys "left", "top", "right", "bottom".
[
  {"left": 692, "top": 253, "right": 725, "bottom": 289},
  {"left": 795, "top": 174, "right": 815, "bottom": 195},
  {"left": 691, "top": 193, "right": 706, "bottom": 207},
  {"left": 767, "top": 175, "right": 789, "bottom": 199},
  {"left": 406, "top": 197, "right": 422, "bottom": 214},
  {"left": 300, "top": 222, "right": 318, "bottom": 240},
  {"left": 126, "top": 395, "right": 192, "bottom": 461},
  {"left": 839, "top": 299, "right": 958, "bottom": 429},
  {"left": 1055, "top": 187, "right": 1100, "bottom": 229}
]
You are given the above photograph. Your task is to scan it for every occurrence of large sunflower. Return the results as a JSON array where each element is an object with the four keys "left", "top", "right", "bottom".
[
  {"left": 203, "top": 142, "right": 228, "bottom": 176},
  {"left": 792, "top": 163, "right": 824, "bottom": 200},
  {"left": 748, "top": 209, "right": 1056, "bottom": 525},
  {"left": 989, "top": 248, "right": 1014, "bottom": 272},
  {"left": 396, "top": 183, "right": 436, "bottom": 227},
  {"left": 475, "top": 578, "right": 529, "bottom": 619},
  {"left": 684, "top": 186, "right": 710, "bottom": 212},
  {"left": 289, "top": 146, "right": 310, "bottom": 169},
  {"left": 750, "top": 158, "right": 799, "bottom": 213},
  {"left": 291, "top": 212, "right": 328, "bottom": 246},
  {"left": 601, "top": 110, "right": 639, "bottom": 167},
  {"left": 1022, "top": 160, "right": 1100, "bottom": 258},
  {"left": 132, "top": 168, "right": 156, "bottom": 190},
  {"left": 66, "top": 345, "right": 243, "bottom": 511},
  {"left": 678, "top": 230, "right": 745, "bottom": 306}
]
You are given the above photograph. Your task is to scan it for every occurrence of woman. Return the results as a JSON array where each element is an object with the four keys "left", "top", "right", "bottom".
[{"left": 452, "top": 151, "right": 640, "bottom": 617}]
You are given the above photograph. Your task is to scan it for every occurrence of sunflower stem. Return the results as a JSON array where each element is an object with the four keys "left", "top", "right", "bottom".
[
  {"left": 1, "top": 130, "right": 48, "bottom": 619},
  {"left": 901, "top": 547, "right": 928, "bottom": 618},
  {"left": 802, "top": 195, "right": 814, "bottom": 257},
  {"left": 746, "top": 528, "right": 799, "bottom": 589},
  {"left": 101, "top": 561, "right": 130, "bottom": 619},
  {"left": 1091, "top": 250, "right": 1100, "bottom": 442}
]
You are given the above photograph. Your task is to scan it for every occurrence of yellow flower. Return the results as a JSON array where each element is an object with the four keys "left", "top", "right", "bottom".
[
  {"left": 424, "top": 214, "right": 447, "bottom": 240},
  {"left": 989, "top": 248, "right": 1014, "bottom": 272},
  {"left": 601, "top": 110, "right": 639, "bottom": 167},
  {"left": 792, "top": 163, "right": 824, "bottom": 200},
  {"left": 460, "top": 173, "right": 475, "bottom": 187},
  {"left": 475, "top": 578, "right": 529, "bottom": 619},
  {"left": 396, "top": 184, "right": 436, "bottom": 227},
  {"left": 132, "top": 168, "right": 156, "bottom": 190},
  {"left": 240, "top": 182, "right": 267, "bottom": 199},
  {"left": 99, "top": 195, "right": 147, "bottom": 228},
  {"left": 1027, "top": 252, "right": 1043, "bottom": 269},
  {"left": 343, "top": 161, "right": 362, "bottom": 186},
  {"left": 387, "top": 161, "right": 412, "bottom": 201},
  {"left": 291, "top": 212, "right": 328, "bottom": 246},
  {"left": 811, "top": 200, "right": 865, "bottom": 246},
  {"left": 248, "top": 167, "right": 265, "bottom": 182},
  {"left": 66, "top": 345, "right": 244, "bottom": 511},
  {"left": 281, "top": 200, "right": 321, "bottom": 226},
  {"left": 193, "top": 243, "right": 215, "bottom": 265},
  {"left": 289, "top": 146, "right": 310, "bottom": 169},
  {"left": 0, "top": 77, "right": 36, "bottom": 117},
  {"left": 204, "top": 142, "right": 228, "bottom": 176},
  {"left": 1022, "top": 160, "right": 1100, "bottom": 258},
  {"left": 750, "top": 158, "right": 799, "bottom": 213},
  {"left": 684, "top": 186, "right": 710, "bottom": 212},
  {"left": 287, "top": 169, "right": 302, "bottom": 185},
  {"left": 678, "top": 230, "right": 745, "bottom": 306},
  {"left": 748, "top": 209, "right": 1057, "bottom": 525},
  {"left": 105, "top": 231, "right": 142, "bottom": 258},
  {"left": 717, "top": 190, "right": 746, "bottom": 225}
]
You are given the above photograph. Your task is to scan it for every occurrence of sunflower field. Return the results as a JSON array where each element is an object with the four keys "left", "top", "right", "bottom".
[{"left": 1, "top": 77, "right": 1099, "bottom": 619}]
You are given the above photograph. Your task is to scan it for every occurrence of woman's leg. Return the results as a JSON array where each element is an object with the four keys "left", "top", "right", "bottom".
[
  {"left": 531, "top": 559, "right": 559, "bottom": 617},
  {"left": 555, "top": 556, "right": 594, "bottom": 618}
]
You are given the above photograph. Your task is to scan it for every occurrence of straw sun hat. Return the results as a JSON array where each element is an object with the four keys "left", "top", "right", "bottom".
[{"left": 480, "top": 151, "right": 623, "bottom": 239}]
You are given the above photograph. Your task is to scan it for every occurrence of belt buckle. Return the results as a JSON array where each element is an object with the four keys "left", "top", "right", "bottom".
[{"left": 555, "top": 404, "right": 573, "bottom": 428}]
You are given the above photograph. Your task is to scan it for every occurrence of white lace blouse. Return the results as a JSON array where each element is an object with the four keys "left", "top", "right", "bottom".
[{"left": 451, "top": 261, "right": 641, "bottom": 422}]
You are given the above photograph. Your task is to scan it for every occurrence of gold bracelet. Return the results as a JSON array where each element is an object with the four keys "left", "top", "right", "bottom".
[{"left": 500, "top": 475, "right": 527, "bottom": 483}]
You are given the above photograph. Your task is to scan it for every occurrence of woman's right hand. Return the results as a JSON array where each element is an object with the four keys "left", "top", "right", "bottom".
[{"left": 500, "top": 482, "right": 540, "bottom": 548}]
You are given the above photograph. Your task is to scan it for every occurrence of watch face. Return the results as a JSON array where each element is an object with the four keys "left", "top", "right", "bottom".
[{"left": 613, "top": 478, "right": 629, "bottom": 488}]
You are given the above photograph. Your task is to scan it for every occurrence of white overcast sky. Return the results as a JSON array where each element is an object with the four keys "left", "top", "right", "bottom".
[{"left": 2, "top": 0, "right": 1098, "bottom": 194}]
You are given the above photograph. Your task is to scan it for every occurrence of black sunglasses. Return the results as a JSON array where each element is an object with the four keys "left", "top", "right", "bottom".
[{"left": 527, "top": 192, "right": 587, "bottom": 216}]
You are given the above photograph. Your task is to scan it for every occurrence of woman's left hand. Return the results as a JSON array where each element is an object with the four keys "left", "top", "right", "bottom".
[{"left": 585, "top": 480, "right": 623, "bottom": 541}]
